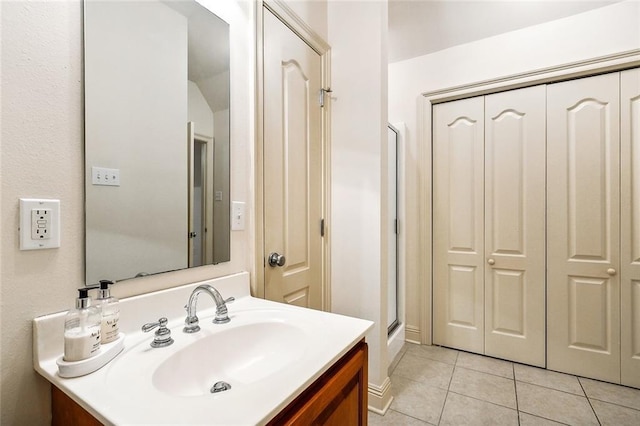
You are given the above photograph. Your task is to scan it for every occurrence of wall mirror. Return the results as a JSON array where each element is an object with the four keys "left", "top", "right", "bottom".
[{"left": 84, "top": 0, "right": 231, "bottom": 285}]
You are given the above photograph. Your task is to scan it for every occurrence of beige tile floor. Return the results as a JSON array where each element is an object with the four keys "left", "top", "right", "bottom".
[{"left": 369, "top": 343, "right": 640, "bottom": 426}]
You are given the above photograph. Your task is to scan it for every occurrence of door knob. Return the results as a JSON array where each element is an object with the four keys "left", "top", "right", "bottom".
[
  {"left": 487, "top": 258, "right": 495, "bottom": 265},
  {"left": 607, "top": 268, "right": 617, "bottom": 276},
  {"left": 268, "top": 252, "right": 286, "bottom": 267}
]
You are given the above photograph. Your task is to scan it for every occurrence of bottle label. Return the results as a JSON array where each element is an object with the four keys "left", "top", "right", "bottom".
[
  {"left": 89, "top": 329, "right": 101, "bottom": 355},
  {"left": 101, "top": 313, "right": 120, "bottom": 344}
]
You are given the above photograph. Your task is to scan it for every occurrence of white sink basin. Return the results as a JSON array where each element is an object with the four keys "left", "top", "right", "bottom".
[
  {"left": 152, "top": 321, "right": 306, "bottom": 397},
  {"left": 33, "top": 273, "right": 374, "bottom": 425}
]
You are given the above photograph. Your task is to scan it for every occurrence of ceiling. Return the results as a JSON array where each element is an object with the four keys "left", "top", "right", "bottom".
[{"left": 388, "top": 0, "right": 622, "bottom": 63}]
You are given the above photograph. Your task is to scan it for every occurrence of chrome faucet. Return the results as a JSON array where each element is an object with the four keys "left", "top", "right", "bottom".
[{"left": 183, "top": 284, "right": 234, "bottom": 333}]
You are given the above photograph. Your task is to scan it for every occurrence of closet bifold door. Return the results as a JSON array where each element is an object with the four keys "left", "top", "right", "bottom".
[
  {"left": 484, "top": 86, "right": 546, "bottom": 367},
  {"left": 433, "top": 97, "right": 485, "bottom": 353},
  {"left": 547, "top": 73, "right": 621, "bottom": 383},
  {"left": 621, "top": 68, "right": 640, "bottom": 388}
]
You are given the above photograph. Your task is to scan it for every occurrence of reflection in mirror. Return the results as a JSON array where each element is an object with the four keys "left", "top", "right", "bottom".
[{"left": 84, "top": 0, "right": 230, "bottom": 285}]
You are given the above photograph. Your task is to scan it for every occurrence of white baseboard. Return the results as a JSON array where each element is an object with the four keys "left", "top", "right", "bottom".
[
  {"left": 405, "top": 325, "right": 421, "bottom": 344},
  {"left": 367, "top": 376, "right": 393, "bottom": 415}
]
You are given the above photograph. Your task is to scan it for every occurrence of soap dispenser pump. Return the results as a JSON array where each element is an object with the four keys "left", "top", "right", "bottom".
[
  {"left": 96, "top": 279, "right": 120, "bottom": 344},
  {"left": 63, "top": 288, "right": 102, "bottom": 362}
]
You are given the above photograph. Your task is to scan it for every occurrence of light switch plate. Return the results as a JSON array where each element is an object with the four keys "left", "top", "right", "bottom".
[
  {"left": 20, "top": 198, "right": 61, "bottom": 250},
  {"left": 92, "top": 166, "right": 120, "bottom": 186},
  {"left": 231, "top": 201, "right": 245, "bottom": 231}
]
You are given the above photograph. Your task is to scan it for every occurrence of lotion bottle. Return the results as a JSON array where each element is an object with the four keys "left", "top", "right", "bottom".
[
  {"left": 63, "top": 288, "right": 101, "bottom": 362},
  {"left": 96, "top": 279, "right": 120, "bottom": 344}
]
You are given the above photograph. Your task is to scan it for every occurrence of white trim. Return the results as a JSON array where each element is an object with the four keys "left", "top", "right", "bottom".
[
  {"left": 419, "top": 50, "right": 640, "bottom": 345},
  {"left": 405, "top": 325, "right": 421, "bottom": 345},
  {"left": 263, "top": 0, "right": 330, "bottom": 55},
  {"left": 424, "top": 49, "right": 640, "bottom": 103},
  {"left": 387, "top": 323, "right": 405, "bottom": 367},
  {"left": 367, "top": 376, "right": 393, "bottom": 415}
]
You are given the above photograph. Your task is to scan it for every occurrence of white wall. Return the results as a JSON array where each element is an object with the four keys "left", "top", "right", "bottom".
[
  {"left": 188, "top": 80, "right": 215, "bottom": 139},
  {"left": 0, "top": 0, "right": 255, "bottom": 423},
  {"left": 273, "top": 0, "right": 392, "bottom": 410},
  {"left": 389, "top": 0, "right": 640, "bottom": 342},
  {"left": 199, "top": 69, "right": 231, "bottom": 113},
  {"left": 328, "top": 0, "right": 391, "bottom": 411}
]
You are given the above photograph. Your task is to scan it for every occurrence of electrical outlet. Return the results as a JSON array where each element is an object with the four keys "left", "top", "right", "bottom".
[
  {"left": 20, "top": 198, "right": 60, "bottom": 250},
  {"left": 31, "top": 208, "right": 51, "bottom": 240}
]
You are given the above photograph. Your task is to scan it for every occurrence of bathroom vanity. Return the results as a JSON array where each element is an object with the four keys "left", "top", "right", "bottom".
[
  {"left": 33, "top": 273, "right": 373, "bottom": 425},
  {"left": 51, "top": 339, "right": 368, "bottom": 425}
]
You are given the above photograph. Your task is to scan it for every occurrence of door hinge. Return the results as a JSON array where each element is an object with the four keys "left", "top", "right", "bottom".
[
  {"left": 319, "top": 88, "right": 332, "bottom": 108},
  {"left": 394, "top": 219, "right": 399, "bottom": 235},
  {"left": 320, "top": 218, "right": 325, "bottom": 237}
]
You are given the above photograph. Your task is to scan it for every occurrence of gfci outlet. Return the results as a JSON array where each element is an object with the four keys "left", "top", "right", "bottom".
[{"left": 19, "top": 198, "right": 61, "bottom": 250}]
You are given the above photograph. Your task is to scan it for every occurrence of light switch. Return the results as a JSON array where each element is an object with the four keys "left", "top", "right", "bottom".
[
  {"left": 92, "top": 166, "right": 120, "bottom": 186},
  {"left": 20, "top": 198, "right": 61, "bottom": 250},
  {"left": 231, "top": 201, "right": 245, "bottom": 231}
]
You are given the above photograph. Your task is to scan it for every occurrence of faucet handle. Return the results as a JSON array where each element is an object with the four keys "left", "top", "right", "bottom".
[
  {"left": 142, "top": 317, "right": 167, "bottom": 332},
  {"left": 213, "top": 297, "right": 233, "bottom": 325},
  {"left": 142, "top": 317, "right": 174, "bottom": 348}
]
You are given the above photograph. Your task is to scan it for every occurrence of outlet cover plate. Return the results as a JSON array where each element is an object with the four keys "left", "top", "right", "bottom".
[{"left": 20, "top": 198, "right": 61, "bottom": 250}]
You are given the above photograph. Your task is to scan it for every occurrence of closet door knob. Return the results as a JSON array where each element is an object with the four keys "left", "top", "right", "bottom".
[
  {"left": 607, "top": 268, "right": 617, "bottom": 276},
  {"left": 487, "top": 258, "right": 495, "bottom": 265}
]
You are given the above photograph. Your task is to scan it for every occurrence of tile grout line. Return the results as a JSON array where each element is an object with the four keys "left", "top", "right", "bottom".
[
  {"left": 515, "top": 379, "right": 589, "bottom": 398},
  {"left": 513, "top": 363, "right": 521, "bottom": 426},
  {"left": 436, "top": 350, "right": 460, "bottom": 425},
  {"left": 578, "top": 377, "right": 602, "bottom": 425},
  {"left": 587, "top": 397, "right": 640, "bottom": 412},
  {"left": 446, "top": 389, "right": 520, "bottom": 412},
  {"left": 386, "top": 408, "right": 436, "bottom": 425}
]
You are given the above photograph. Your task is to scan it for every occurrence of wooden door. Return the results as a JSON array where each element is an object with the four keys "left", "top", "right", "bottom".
[
  {"left": 433, "top": 96, "right": 485, "bottom": 353},
  {"left": 621, "top": 68, "right": 640, "bottom": 388},
  {"left": 263, "top": 9, "right": 323, "bottom": 309},
  {"left": 547, "top": 73, "right": 620, "bottom": 383},
  {"left": 484, "top": 86, "right": 546, "bottom": 367}
]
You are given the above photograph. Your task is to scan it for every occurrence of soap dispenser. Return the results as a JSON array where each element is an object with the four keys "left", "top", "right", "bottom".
[
  {"left": 96, "top": 279, "right": 120, "bottom": 344},
  {"left": 63, "top": 288, "right": 102, "bottom": 362}
]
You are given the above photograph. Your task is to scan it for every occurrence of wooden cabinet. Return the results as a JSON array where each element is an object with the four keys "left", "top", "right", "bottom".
[
  {"left": 267, "top": 340, "right": 368, "bottom": 426},
  {"left": 51, "top": 340, "right": 368, "bottom": 426},
  {"left": 52, "top": 386, "right": 101, "bottom": 426}
]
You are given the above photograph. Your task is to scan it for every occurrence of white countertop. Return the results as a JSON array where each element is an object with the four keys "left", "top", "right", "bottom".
[{"left": 33, "top": 272, "right": 373, "bottom": 425}]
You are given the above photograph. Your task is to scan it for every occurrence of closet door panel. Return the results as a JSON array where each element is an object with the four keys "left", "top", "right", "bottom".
[
  {"left": 621, "top": 68, "right": 640, "bottom": 388},
  {"left": 433, "top": 97, "right": 485, "bottom": 353},
  {"left": 484, "top": 85, "right": 546, "bottom": 367},
  {"left": 547, "top": 73, "right": 620, "bottom": 383}
]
